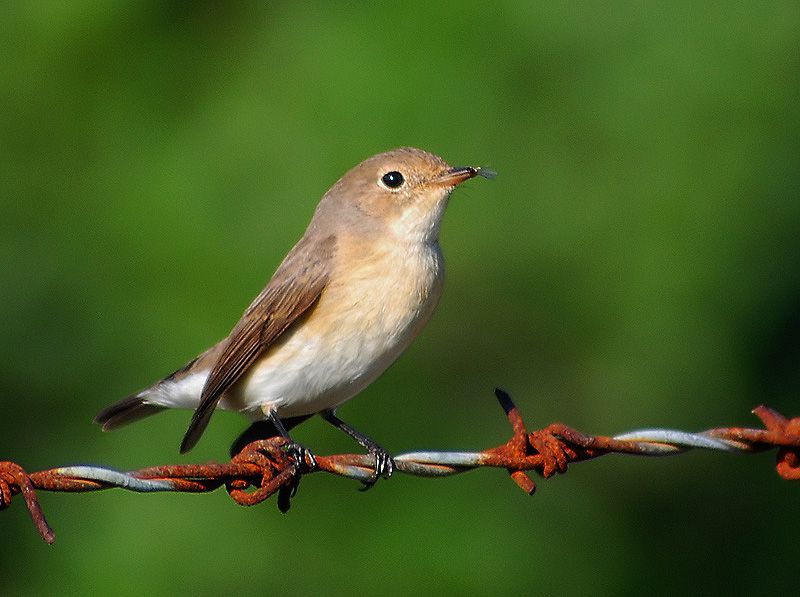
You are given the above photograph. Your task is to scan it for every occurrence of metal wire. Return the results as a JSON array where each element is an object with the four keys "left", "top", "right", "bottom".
[{"left": 2, "top": 390, "right": 798, "bottom": 544}]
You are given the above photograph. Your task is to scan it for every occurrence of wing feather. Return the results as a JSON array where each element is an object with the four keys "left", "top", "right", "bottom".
[{"left": 180, "top": 234, "right": 336, "bottom": 453}]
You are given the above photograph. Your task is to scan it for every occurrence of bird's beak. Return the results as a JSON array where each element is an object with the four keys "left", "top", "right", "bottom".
[
  {"left": 434, "top": 166, "right": 479, "bottom": 188},
  {"left": 434, "top": 166, "right": 495, "bottom": 188}
]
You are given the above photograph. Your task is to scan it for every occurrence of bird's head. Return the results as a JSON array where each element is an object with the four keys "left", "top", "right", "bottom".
[{"left": 313, "top": 147, "right": 492, "bottom": 244}]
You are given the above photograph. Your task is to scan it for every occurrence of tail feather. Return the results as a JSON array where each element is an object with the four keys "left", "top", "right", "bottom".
[
  {"left": 179, "top": 406, "right": 214, "bottom": 454},
  {"left": 94, "top": 393, "right": 166, "bottom": 431}
]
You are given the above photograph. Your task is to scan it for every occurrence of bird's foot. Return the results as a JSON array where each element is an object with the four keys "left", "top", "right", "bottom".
[
  {"left": 283, "top": 442, "right": 317, "bottom": 474},
  {"left": 276, "top": 442, "right": 317, "bottom": 513},
  {"left": 359, "top": 446, "right": 395, "bottom": 491}
]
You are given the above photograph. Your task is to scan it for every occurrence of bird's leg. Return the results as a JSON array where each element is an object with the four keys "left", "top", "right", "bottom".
[
  {"left": 262, "top": 407, "right": 317, "bottom": 474},
  {"left": 320, "top": 409, "right": 394, "bottom": 486},
  {"left": 230, "top": 415, "right": 313, "bottom": 458}
]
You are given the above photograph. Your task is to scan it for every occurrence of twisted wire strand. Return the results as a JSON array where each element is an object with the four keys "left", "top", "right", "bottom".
[{"left": 2, "top": 390, "right": 798, "bottom": 544}]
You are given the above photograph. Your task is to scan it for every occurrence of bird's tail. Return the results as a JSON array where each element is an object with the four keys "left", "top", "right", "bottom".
[{"left": 94, "top": 392, "right": 167, "bottom": 431}]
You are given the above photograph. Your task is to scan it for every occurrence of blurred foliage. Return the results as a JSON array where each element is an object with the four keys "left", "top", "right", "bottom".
[{"left": 1, "top": 2, "right": 799, "bottom": 595}]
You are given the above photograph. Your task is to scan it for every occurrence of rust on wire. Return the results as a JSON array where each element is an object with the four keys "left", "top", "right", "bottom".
[{"left": 1, "top": 389, "right": 799, "bottom": 544}]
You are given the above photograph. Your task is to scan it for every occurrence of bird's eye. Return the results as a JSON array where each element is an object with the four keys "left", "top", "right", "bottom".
[{"left": 381, "top": 171, "right": 405, "bottom": 189}]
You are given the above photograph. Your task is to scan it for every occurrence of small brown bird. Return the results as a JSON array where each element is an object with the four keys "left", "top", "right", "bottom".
[{"left": 95, "top": 147, "right": 492, "bottom": 481}]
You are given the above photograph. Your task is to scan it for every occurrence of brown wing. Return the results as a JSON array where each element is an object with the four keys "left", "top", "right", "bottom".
[{"left": 180, "top": 234, "right": 336, "bottom": 453}]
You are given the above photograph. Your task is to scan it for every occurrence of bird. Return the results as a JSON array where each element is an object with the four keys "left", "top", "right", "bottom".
[{"left": 94, "top": 147, "right": 492, "bottom": 482}]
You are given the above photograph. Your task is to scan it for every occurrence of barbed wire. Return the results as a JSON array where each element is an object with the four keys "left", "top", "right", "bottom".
[{"left": 2, "top": 389, "right": 799, "bottom": 544}]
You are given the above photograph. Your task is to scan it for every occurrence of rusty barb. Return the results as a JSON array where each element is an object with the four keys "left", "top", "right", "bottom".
[{"left": 2, "top": 389, "right": 799, "bottom": 544}]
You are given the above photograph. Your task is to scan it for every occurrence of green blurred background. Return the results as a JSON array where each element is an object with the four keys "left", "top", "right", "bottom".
[{"left": 2, "top": 2, "right": 799, "bottom": 595}]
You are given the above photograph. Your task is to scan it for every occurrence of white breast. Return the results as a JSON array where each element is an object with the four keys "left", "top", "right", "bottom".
[{"left": 225, "top": 239, "right": 445, "bottom": 418}]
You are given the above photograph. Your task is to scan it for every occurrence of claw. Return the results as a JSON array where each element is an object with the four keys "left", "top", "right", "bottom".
[
  {"left": 275, "top": 442, "right": 317, "bottom": 511},
  {"left": 283, "top": 442, "right": 317, "bottom": 473},
  {"left": 359, "top": 447, "right": 395, "bottom": 490},
  {"left": 373, "top": 448, "right": 395, "bottom": 479},
  {"left": 304, "top": 448, "right": 318, "bottom": 472}
]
